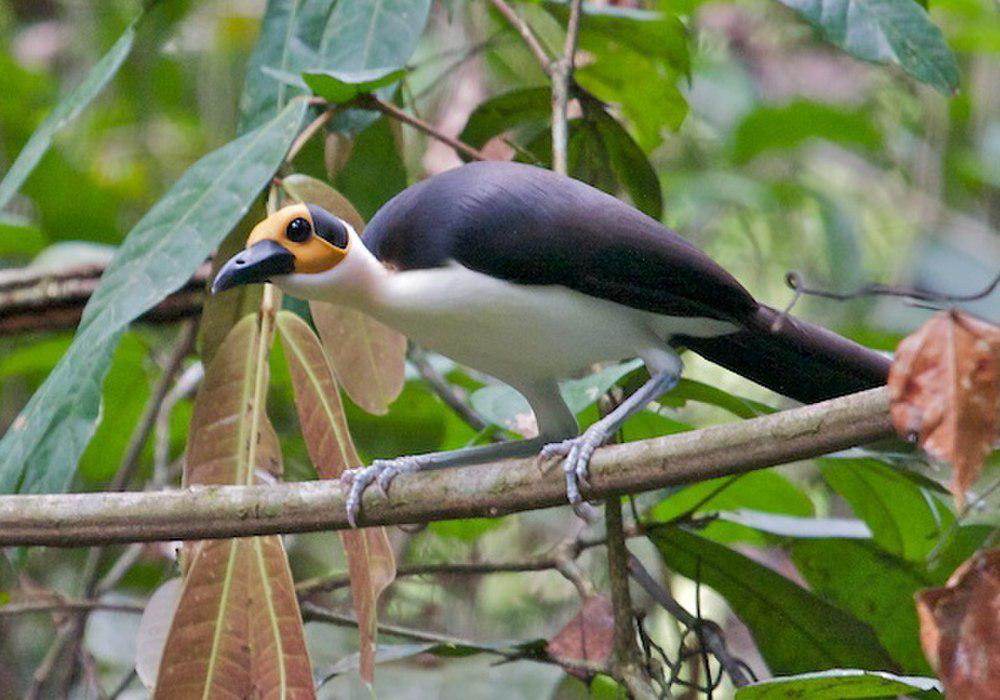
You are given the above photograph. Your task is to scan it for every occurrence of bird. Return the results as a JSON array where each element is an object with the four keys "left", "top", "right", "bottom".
[{"left": 212, "top": 160, "right": 889, "bottom": 526}]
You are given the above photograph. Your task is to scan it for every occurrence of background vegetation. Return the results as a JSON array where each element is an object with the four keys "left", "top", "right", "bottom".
[{"left": 0, "top": 0, "right": 997, "bottom": 696}]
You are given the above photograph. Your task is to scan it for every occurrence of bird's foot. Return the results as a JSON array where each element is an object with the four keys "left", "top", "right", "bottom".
[
  {"left": 540, "top": 424, "right": 613, "bottom": 520},
  {"left": 342, "top": 455, "right": 424, "bottom": 527}
]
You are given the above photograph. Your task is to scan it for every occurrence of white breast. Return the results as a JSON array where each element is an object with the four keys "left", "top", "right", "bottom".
[{"left": 364, "top": 264, "right": 735, "bottom": 387}]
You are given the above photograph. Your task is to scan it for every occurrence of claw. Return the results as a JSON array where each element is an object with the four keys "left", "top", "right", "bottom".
[
  {"left": 342, "top": 456, "right": 429, "bottom": 527},
  {"left": 542, "top": 423, "right": 613, "bottom": 519}
]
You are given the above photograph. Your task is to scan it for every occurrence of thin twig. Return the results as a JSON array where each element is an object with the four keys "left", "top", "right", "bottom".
[
  {"left": 357, "top": 94, "right": 488, "bottom": 161},
  {"left": 550, "top": 0, "right": 584, "bottom": 176},
  {"left": 286, "top": 107, "right": 338, "bottom": 162},
  {"left": 775, "top": 269, "right": 1000, "bottom": 329},
  {"left": 489, "top": 0, "right": 553, "bottom": 74},
  {"left": 627, "top": 554, "right": 751, "bottom": 687}
]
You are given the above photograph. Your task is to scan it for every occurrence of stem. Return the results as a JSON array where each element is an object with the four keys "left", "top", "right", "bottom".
[
  {"left": 358, "top": 94, "right": 488, "bottom": 161},
  {"left": 550, "top": 0, "right": 583, "bottom": 176},
  {"left": 606, "top": 498, "right": 657, "bottom": 698}
]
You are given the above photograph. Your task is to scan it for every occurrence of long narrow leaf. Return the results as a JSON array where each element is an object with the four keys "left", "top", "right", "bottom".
[
  {"left": 153, "top": 313, "right": 313, "bottom": 695},
  {"left": 0, "top": 99, "right": 307, "bottom": 494},
  {"left": 278, "top": 310, "right": 396, "bottom": 684},
  {"left": 153, "top": 537, "right": 314, "bottom": 697}
]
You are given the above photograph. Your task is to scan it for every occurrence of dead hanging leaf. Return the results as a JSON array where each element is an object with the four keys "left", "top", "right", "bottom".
[
  {"left": 916, "top": 548, "right": 1000, "bottom": 698},
  {"left": 311, "top": 304, "right": 407, "bottom": 415},
  {"left": 153, "top": 537, "right": 314, "bottom": 698},
  {"left": 888, "top": 310, "right": 1000, "bottom": 508},
  {"left": 185, "top": 314, "right": 282, "bottom": 487},
  {"left": 546, "top": 595, "right": 615, "bottom": 677},
  {"left": 278, "top": 310, "right": 396, "bottom": 685},
  {"left": 280, "top": 173, "right": 406, "bottom": 415},
  {"left": 161, "top": 312, "right": 314, "bottom": 696}
]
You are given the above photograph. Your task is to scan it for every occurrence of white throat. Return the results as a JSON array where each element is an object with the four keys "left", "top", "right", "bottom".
[{"left": 273, "top": 225, "right": 388, "bottom": 309}]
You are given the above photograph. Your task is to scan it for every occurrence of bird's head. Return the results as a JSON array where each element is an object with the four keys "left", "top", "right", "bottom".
[{"left": 212, "top": 203, "right": 355, "bottom": 296}]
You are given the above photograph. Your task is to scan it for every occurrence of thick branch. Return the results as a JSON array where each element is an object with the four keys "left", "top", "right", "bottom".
[
  {"left": 0, "top": 388, "right": 892, "bottom": 547},
  {"left": 0, "top": 263, "right": 208, "bottom": 336}
]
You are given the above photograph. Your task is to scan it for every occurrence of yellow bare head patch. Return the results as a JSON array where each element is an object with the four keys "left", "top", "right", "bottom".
[{"left": 247, "top": 203, "right": 350, "bottom": 273}]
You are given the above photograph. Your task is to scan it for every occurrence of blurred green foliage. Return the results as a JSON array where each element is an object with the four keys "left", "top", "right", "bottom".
[{"left": 0, "top": 0, "right": 996, "bottom": 696}]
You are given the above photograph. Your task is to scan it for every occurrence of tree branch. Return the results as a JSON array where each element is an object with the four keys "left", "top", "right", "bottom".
[
  {"left": 0, "top": 263, "right": 208, "bottom": 336},
  {"left": 0, "top": 387, "right": 893, "bottom": 547},
  {"left": 358, "top": 95, "right": 488, "bottom": 162}
]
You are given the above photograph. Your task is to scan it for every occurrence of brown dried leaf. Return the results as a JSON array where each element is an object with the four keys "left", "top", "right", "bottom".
[
  {"left": 311, "top": 304, "right": 406, "bottom": 415},
  {"left": 916, "top": 548, "right": 1000, "bottom": 699},
  {"left": 280, "top": 173, "right": 406, "bottom": 415},
  {"left": 888, "top": 310, "right": 1000, "bottom": 508},
  {"left": 546, "top": 595, "right": 615, "bottom": 677},
  {"left": 153, "top": 536, "right": 314, "bottom": 698},
  {"left": 185, "top": 314, "right": 282, "bottom": 487},
  {"left": 277, "top": 310, "right": 396, "bottom": 684}
]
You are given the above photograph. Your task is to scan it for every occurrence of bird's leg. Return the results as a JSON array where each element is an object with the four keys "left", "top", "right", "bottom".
[
  {"left": 343, "top": 437, "right": 547, "bottom": 527},
  {"left": 540, "top": 370, "right": 680, "bottom": 512}
]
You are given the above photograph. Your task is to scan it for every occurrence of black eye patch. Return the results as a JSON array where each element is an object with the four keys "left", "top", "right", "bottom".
[
  {"left": 306, "top": 203, "right": 349, "bottom": 249},
  {"left": 286, "top": 217, "right": 312, "bottom": 243}
]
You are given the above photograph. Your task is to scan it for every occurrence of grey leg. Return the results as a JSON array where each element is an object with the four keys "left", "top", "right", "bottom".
[
  {"left": 343, "top": 437, "right": 547, "bottom": 527},
  {"left": 540, "top": 370, "right": 680, "bottom": 511}
]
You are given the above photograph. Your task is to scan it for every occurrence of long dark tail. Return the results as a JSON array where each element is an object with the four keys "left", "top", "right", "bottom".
[{"left": 675, "top": 305, "right": 890, "bottom": 403}]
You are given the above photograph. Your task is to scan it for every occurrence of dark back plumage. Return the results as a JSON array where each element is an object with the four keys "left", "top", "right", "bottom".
[
  {"left": 363, "top": 161, "right": 889, "bottom": 402},
  {"left": 364, "top": 161, "right": 758, "bottom": 323}
]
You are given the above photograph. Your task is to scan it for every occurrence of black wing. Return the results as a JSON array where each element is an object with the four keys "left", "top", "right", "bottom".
[{"left": 364, "top": 161, "right": 758, "bottom": 323}]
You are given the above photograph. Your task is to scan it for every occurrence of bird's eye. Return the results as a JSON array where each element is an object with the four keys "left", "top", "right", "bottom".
[{"left": 286, "top": 217, "right": 312, "bottom": 243}]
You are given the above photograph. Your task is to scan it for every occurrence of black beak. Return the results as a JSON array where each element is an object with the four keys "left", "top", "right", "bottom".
[{"left": 212, "top": 239, "right": 296, "bottom": 294}]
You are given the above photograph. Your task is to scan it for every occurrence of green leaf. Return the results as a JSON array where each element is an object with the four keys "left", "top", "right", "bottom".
[
  {"left": 470, "top": 360, "right": 643, "bottom": 435},
  {"left": 736, "top": 669, "right": 940, "bottom": 699},
  {"left": 0, "top": 100, "right": 307, "bottom": 494},
  {"left": 429, "top": 517, "right": 505, "bottom": 542},
  {"left": 0, "top": 215, "right": 46, "bottom": 257},
  {"left": 777, "top": 0, "right": 960, "bottom": 94},
  {"left": 731, "top": 101, "right": 882, "bottom": 165},
  {"left": 302, "top": 67, "right": 406, "bottom": 103},
  {"left": 590, "top": 109, "right": 663, "bottom": 218},
  {"left": 647, "top": 470, "right": 813, "bottom": 544},
  {"left": 237, "top": 0, "right": 334, "bottom": 133},
  {"left": 239, "top": 0, "right": 430, "bottom": 133},
  {"left": 649, "top": 470, "right": 814, "bottom": 521},
  {"left": 820, "top": 457, "right": 953, "bottom": 561},
  {"left": 789, "top": 538, "right": 933, "bottom": 673},
  {"left": 333, "top": 118, "right": 408, "bottom": 221},
  {"left": 78, "top": 333, "right": 151, "bottom": 483},
  {"left": 319, "top": 0, "right": 433, "bottom": 133},
  {"left": 0, "top": 14, "right": 141, "bottom": 210},
  {"left": 459, "top": 87, "right": 551, "bottom": 151},
  {"left": 661, "top": 378, "right": 775, "bottom": 419},
  {"left": 546, "top": 1, "right": 690, "bottom": 151},
  {"left": 649, "top": 526, "right": 896, "bottom": 674}
]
